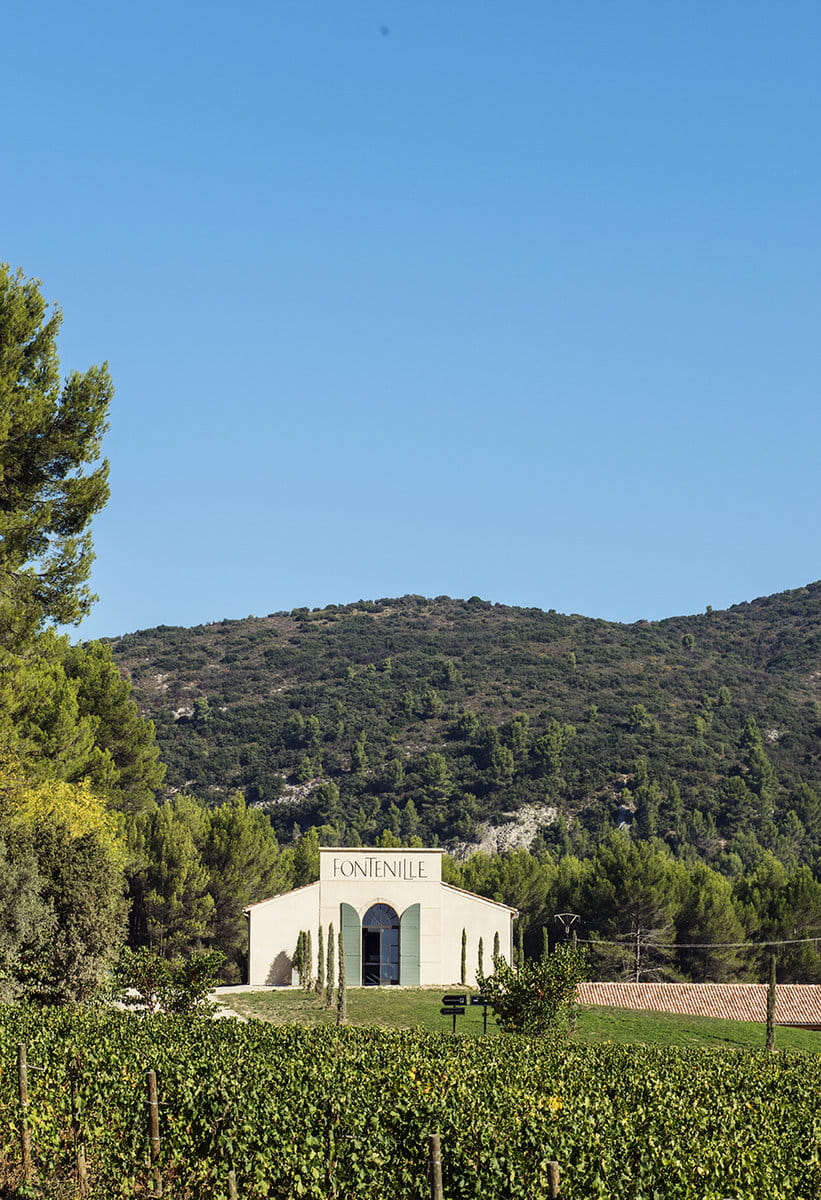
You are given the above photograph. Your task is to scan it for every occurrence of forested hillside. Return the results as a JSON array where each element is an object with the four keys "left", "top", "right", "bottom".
[{"left": 111, "top": 586, "right": 821, "bottom": 871}]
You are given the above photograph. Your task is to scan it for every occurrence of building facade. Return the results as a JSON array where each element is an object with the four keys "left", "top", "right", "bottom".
[{"left": 245, "top": 847, "right": 517, "bottom": 987}]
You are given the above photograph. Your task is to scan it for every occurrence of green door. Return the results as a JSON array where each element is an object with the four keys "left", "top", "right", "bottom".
[
  {"left": 341, "top": 903, "right": 361, "bottom": 987},
  {"left": 400, "top": 903, "right": 420, "bottom": 986}
]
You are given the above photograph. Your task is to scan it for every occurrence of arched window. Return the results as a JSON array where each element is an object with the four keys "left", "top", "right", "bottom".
[{"left": 361, "top": 904, "right": 400, "bottom": 985}]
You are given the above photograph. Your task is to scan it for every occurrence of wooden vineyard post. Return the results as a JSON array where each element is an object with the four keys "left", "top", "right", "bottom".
[
  {"left": 146, "top": 1069, "right": 163, "bottom": 1197},
  {"left": 69, "top": 1060, "right": 89, "bottom": 1196},
  {"left": 17, "top": 1044, "right": 32, "bottom": 1185},
  {"left": 428, "top": 1132, "right": 444, "bottom": 1200},
  {"left": 228, "top": 1167, "right": 239, "bottom": 1199},
  {"left": 547, "top": 1160, "right": 561, "bottom": 1198}
]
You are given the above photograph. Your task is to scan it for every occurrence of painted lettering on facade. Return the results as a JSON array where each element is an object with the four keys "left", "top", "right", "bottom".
[{"left": 332, "top": 857, "right": 428, "bottom": 881}]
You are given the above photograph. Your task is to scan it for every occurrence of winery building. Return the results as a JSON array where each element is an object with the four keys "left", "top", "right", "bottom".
[{"left": 245, "top": 847, "right": 517, "bottom": 987}]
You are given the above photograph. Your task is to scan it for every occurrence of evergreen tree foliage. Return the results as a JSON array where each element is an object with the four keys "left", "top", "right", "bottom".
[
  {"left": 0, "top": 265, "right": 112, "bottom": 632},
  {"left": 0, "top": 832, "right": 53, "bottom": 1001},
  {"left": 325, "top": 923, "right": 335, "bottom": 1008},
  {"left": 674, "top": 862, "right": 744, "bottom": 981},
  {"left": 316, "top": 924, "right": 324, "bottom": 995},
  {"left": 27, "top": 820, "right": 125, "bottom": 1003},
  {"left": 62, "top": 639, "right": 165, "bottom": 810},
  {"left": 126, "top": 797, "right": 215, "bottom": 956},
  {"left": 336, "top": 928, "right": 346, "bottom": 1025},
  {"left": 199, "top": 792, "right": 286, "bottom": 981},
  {"left": 581, "top": 834, "right": 682, "bottom": 980}
]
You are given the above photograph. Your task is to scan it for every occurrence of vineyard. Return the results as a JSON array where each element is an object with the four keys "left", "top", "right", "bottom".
[{"left": 0, "top": 1006, "right": 820, "bottom": 1199}]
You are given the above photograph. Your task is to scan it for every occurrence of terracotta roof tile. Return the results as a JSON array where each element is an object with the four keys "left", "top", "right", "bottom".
[{"left": 577, "top": 982, "right": 821, "bottom": 1026}]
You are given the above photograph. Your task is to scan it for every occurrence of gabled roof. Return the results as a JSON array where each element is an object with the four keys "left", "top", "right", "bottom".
[
  {"left": 577, "top": 981, "right": 821, "bottom": 1026},
  {"left": 243, "top": 879, "right": 320, "bottom": 913},
  {"left": 440, "top": 882, "right": 518, "bottom": 915}
]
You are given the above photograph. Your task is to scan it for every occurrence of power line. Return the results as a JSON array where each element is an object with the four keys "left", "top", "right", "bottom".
[{"left": 577, "top": 934, "right": 821, "bottom": 950}]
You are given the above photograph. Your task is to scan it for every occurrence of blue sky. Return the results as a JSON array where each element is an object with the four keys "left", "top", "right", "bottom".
[{"left": 4, "top": 2, "right": 820, "bottom": 638}]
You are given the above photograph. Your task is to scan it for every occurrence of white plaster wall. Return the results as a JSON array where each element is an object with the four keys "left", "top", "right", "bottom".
[
  {"left": 439, "top": 884, "right": 516, "bottom": 986},
  {"left": 246, "top": 881, "right": 320, "bottom": 985}
]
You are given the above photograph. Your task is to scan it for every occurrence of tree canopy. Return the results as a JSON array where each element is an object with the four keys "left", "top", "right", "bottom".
[
  {"left": 0, "top": 264, "right": 112, "bottom": 633},
  {"left": 0, "top": 267, "right": 165, "bottom": 1002}
]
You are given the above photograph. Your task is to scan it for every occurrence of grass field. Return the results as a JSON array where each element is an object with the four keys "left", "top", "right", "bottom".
[{"left": 219, "top": 985, "right": 821, "bottom": 1051}]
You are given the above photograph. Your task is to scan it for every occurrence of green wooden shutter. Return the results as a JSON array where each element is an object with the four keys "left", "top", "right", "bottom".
[
  {"left": 400, "top": 903, "right": 420, "bottom": 986},
  {"left": 341, "top": 902, "right": 361, "bottom": 987}
]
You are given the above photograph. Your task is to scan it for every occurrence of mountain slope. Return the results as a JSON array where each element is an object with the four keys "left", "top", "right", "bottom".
[{"left": 109, "top": 585, "right": 821, "bottom": 864}]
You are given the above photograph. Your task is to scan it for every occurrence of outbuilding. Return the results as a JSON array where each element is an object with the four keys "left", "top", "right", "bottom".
[{"left": 245, "top": 846, "right": 517, "bottom": 987}]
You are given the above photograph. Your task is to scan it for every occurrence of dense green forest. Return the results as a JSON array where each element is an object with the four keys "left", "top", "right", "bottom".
[
  {"left": 111, "top": 587, "right": 821, "bottom": 871},
  {"left": 1, "top": 263, "right": 820, "bottom": 994}
]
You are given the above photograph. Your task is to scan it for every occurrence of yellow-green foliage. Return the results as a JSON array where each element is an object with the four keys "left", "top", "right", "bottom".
[
  {"left": 9, "top": 776, "right": 125, "bottom": 864},
  {"left": 0, "top": 1007, "right": 819, "bottom": 1199}
]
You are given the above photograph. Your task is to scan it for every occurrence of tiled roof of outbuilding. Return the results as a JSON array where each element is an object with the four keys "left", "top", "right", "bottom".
[{"left": 577, "top": 981, "right": 821, "bottom": 1026}]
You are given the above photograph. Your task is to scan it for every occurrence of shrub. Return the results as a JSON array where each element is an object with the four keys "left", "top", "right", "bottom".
[{"left": 477, "top": 945, "right": 586, "bottom": 1035}]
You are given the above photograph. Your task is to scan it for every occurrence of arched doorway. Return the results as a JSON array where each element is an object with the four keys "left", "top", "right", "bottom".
[{"left": 361, "top": 903, "right": 400, "bottom": 985}]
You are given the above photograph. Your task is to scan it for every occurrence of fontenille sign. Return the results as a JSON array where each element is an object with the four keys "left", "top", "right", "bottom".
[
  {"left": 319, "top": 847, "right": 443, "bottom": 884},
  {"left": 332, "top": 856, "right": 428, "bottom": 881}
]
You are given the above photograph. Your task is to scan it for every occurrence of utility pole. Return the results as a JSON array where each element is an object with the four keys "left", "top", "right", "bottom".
[{"left": 553, "top": 912, "right": 580, "bottom": 946}]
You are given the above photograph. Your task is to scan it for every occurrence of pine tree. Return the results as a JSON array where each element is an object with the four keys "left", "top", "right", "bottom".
[{"left": 0, "top": 265, "right": 113, "bottom": 633}]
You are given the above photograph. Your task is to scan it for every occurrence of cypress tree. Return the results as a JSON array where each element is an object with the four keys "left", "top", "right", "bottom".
[
  {"left": 316, "top": 925, "right": 324, "bottom": 995},
  {"left": 326, "top": 923, "right": 335, "bottom": 1008},
  {"left": 460, "top": 928, "right": 466, "bottom": 986},
  {"left": 336, "top": 929, "right": 347, "bottom": 1025},
  {"left": 295, "top": 931, "right": 305, "bottom": 986},
  {"left": 493, "top": 930, "right": 500, "bottom": 965},
  {"left": 478, "top": 936, "right": 484, "bottom": 979},
  {"left": 766, "top": 954, "right": 777, "bottom": 1052},
  {"left": 304, "top": 929, "right": 313, "bottom": 991}
]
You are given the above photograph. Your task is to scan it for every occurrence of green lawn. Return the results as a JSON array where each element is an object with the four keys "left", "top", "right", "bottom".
[{"left": 219, "top": 986, "right": 821, "bottom": 1051}]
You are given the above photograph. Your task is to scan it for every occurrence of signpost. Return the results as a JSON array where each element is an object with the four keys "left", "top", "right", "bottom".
[
  {"left": 440, "top": 994, "right": 491, "bottom": 1033},
  {"left": 470, "top": 993, "right": 491, "bottom": 1034},
  {"left": 440, "top": 993, "right": 466, "bottom": 1033}
]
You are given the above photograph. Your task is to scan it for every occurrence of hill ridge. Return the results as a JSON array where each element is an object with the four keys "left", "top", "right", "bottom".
[{"left": 110, "top": 581, "right": 821, "bottom": 868}]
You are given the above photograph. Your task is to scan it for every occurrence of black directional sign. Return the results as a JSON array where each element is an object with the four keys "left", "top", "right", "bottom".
[
  {"left": 469, "top": 993, "right": 491, "bottom": 1033},
  {"left": 441, "top": 993, "right": 467, "bottom": 1033}
]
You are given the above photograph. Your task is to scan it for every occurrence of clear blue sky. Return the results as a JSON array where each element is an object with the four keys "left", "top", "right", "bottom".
[{"left": 5, "top": 2, "right": 820, "bottom": 638}]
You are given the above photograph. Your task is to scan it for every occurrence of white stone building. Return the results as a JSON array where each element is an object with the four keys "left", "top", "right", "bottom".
[{"left": 245, "top": 847, "right": 517, "bottom": 987}]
